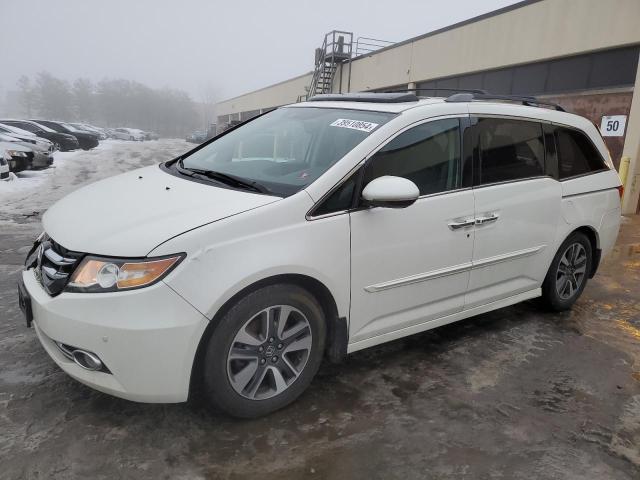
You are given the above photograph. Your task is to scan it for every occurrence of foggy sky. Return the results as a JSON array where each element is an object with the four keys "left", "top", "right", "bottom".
[{"left": 1, "top": 0, "right": 520, "bottom": 103}]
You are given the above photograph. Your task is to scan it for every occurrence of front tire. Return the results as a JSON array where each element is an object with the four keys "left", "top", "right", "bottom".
[
  {"left": 541, "top": 232, "right": 592, "bottom": 311},
  {"left": 202, "top": 284, "right": 326, "bottom": 418}
]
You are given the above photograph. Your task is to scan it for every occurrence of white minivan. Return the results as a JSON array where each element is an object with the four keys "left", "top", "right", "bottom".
[{"left": 18, "top": 92, "right": 622, "bottom": 417}]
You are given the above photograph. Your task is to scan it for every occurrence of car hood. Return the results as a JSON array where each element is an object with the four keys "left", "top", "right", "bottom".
[
  {"left": 43, "top": 164, "right": 280, "bottom": 257},
  {"left": 0, "top": 141, "right": 31, "bottom": 153}
]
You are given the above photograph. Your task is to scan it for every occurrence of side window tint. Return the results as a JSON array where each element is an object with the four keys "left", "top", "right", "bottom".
[
  {"left": 477, "top": 118, "right": 545, "bottom": 184},
  {"left": 555, "top": 128, "right": 607, "bottom": 179},
  {"left": 363, "top": 118, "right": 461, "bottom": 196},
  {"left": 313, "top": 174, "right": 357, "bottom": 216}
]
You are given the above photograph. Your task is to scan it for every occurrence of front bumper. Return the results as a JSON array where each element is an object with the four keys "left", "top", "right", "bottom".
[
  {"left": 31, "top": 151, "right": 53, "bottom": 169},
  {"left": 23, "top": 268, "right": 209, "bottom": 403},
  {"left": 8, "top": 155, "right": 29, "bottom": 172}
]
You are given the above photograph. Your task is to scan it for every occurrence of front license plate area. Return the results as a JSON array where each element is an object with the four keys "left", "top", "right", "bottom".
[{"left": 18, "top": 279, "right": 33, "bottom": 328}]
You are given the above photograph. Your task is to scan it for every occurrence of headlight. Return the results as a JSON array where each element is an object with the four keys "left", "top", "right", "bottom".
[
  {"left": 6, "top": 150, "right": 27, "bottom": 157},
  {"left": 66, "top": 254, "right": 184, "bottom": 293}
]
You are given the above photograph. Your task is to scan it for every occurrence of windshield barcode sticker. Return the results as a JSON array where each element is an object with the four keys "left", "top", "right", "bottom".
[{"left": 330, "top": 119, "right": 379, "bottom": 133}]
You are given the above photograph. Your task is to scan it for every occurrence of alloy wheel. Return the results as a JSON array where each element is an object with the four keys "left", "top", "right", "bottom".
[
  {"left": 227, "top": 305, "right": 312, "bottom": 400},
  {"left": 555, "top": 242, "right": 587, "bottom": 300}
]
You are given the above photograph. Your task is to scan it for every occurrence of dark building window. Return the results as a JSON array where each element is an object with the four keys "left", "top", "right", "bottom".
[
  {"left": 589, "top": 46, "right": 640, "bottom": 89},
  {"left": 547, "top": 56, "right": 591, "bottom": 93},
  {"left": 512, "top": 63, "right": 548, "bottom": 95},
  {"left": 483, "top": 68, "right": 513, "bottom": 95},
  {"left": 458, "top": 73, "right": 484, "bottom": 90},
  {"left": 415, "top": 46, "right": 639, "bottom": 97}
]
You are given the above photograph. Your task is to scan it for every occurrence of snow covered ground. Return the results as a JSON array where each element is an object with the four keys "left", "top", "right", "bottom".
[{"left": 0, "top": 139, "right": 190, "bottom": 225}]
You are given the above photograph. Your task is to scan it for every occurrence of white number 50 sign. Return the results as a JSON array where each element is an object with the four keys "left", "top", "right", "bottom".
[{"left": 600, "top": 115, "right": 627, "bottom": 137}]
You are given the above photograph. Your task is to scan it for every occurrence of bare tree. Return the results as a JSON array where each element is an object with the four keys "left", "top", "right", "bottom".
[
  {"left": 34, "top": 72, "right": 73, "bottom": 120},
  {"left": 199, "top": 82, "right": 217, "bottom": 131},
  {"left": 73, "top": 78, "right": 95, "bottom": 122},
  {"left": 17, "top": 75, "right": 36, "bottom": 117}
]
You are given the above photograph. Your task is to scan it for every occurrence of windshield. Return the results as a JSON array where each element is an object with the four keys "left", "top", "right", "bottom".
[
  {"left": 62, "top": 123, "right": 79, "bottom": 132},
  {"left": 30, "top": 121, "right": 56, "bottom": 133},
  {"left": 179, "top": 107, "right": 394, "bottom": 196}
]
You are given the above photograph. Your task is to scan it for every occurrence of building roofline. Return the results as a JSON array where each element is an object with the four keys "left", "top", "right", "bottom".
[
  {"left": 217, "top": 71, "right": 314, "bottom": 106},
  {"left": 351, "top": 0, "right": 545, "bottom": 61},
  {"left": 217, "top": 0, "right": 545, "bottom": 106}
]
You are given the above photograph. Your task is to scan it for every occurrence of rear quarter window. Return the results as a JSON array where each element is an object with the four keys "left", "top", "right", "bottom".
[{"left": 555, "top": 127, "right": 608, "bottom": 179}]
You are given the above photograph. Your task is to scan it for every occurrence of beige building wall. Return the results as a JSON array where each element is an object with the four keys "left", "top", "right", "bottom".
[
  {"left": 216, "top": 72, "right": 312, "bottom": 118},
  {"left": 622, "top": 53, "right": 640, "bottom": 214},
  {"left": 338, "top": 0, "right": 640, "bottom": 92}
]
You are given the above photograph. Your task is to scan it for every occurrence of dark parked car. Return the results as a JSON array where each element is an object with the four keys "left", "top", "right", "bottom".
[
  {"left": 0, "top": 119, "right": 79, "bottom": 151},
  {"left": 31, "top": 120, "right": 99, "bottom": 150}
]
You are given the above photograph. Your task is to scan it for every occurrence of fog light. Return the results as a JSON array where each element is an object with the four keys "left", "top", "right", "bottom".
[{"left": 71, "top": 350, "right": 103, "bottom": 371}]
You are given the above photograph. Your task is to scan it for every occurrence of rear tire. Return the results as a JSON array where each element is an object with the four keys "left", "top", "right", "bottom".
[
  {"left": 540, "top": 232, "right": 592, "bottom": 311},
  {"left": 202, "top": 284, "right": 326, "bottom": 418}
]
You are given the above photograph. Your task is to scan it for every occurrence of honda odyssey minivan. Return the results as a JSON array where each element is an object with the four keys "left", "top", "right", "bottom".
[{"left": 18, "top": 92, "right": 622, "bottom": 418}]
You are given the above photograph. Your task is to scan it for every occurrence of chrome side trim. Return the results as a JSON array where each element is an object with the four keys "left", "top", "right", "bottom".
[
  {"left": 364, "top": 244, "right": 546, "bottom": 293},
  {"left": 471, "top": 244, "right": 546, "bottom": 268},
  {"left": 561, "top": 186, "right": 618, "bottom": 198},
  {"left": 364, "top": 261, "right": 472, "bottom": 292}
]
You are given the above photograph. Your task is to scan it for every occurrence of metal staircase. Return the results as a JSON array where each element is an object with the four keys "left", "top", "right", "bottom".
[{"left": 305, "top": 31, "right": 353, "bottom": 100}]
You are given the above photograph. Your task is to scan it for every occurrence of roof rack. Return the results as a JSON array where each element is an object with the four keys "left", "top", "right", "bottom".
[
  {"left": 307, "top": 92, "right": 419, "bottom": 103},
  {"left": 381, "top": 87, "right": 488, "bottom": 95},
  {"left": 445, "top": 92, "right": 566, "bottom": 112}
]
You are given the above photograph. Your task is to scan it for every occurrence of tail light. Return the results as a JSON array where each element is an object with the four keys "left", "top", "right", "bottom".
[{"left": 617, "top": 185, "right": 624, "bottom": 200}]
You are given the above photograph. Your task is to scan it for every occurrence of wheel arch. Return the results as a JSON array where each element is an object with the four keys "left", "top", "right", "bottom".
[
  {"left": 188, "top": 273, "right": 347, "bottom": 399},
  {"left": 567, "top": 225, "right": 601, "bottom": 278}
]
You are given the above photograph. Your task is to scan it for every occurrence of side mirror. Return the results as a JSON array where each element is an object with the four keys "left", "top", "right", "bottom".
[{"left": 361, "top": 176, "right": 420, "bottom": 209}]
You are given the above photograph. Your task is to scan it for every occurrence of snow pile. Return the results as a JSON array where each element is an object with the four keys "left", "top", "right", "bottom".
[{"left": 0, "top": 139, "right": 190, "bottom": 222}]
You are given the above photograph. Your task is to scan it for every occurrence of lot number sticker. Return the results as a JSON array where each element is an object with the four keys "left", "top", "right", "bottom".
[
  {"left": 330, "top": 118, "right": 379, "bottom": 133},
  {"left": 600, "top": 115, "right": 627, "bottom": 137}
]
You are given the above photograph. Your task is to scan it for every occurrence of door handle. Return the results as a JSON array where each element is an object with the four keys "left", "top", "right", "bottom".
[
  {"left": 475, "top": 213, "right": 499, "bottom": 225},
  {"left": 448, "top": 218, "right": 475, "bottom": 230}
]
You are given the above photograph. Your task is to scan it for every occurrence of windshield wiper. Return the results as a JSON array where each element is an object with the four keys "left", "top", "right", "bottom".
[{"left": 176, "top": 159, "right": 270, "bottom": 194}]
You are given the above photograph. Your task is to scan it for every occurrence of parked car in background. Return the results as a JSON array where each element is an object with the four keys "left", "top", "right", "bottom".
[
  {"left": 70, "top": 123, "right": 108, "bottom": 140},
  {"left": 111, "top": 128, "right": 145, "bottom": 141},
  {"left": 31, "top": 120, "right": 99, "bottom": 150},
  {"left": 144, "top": 131, "right": 160, "bottom": 140},
  {"left": 0, "top": 133, "right": 53, "bottom": 170},
  {"left": 0, "top": 120, "right": 79, "bottom": 151},
  {"left": 0, "top": 123, "right": 56, "bottom": 154},
  {"left": 110, "top": 128, "right": 133, "bottom": 140},
  {"left": 0, "top": 152, "right": 10, "bottom": 181},
  {"left": 0, "top": 136, "right": 33, "bottom": 172},
  {"left": 186, "top": 130, "right": 207, "bottom": 143},
  {"left": 128, "top": 128, "right": 146, "bottom": 141}
]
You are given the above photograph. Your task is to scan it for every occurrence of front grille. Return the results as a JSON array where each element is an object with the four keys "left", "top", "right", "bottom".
[{"left": 25, "top": 234, "right": 83, "bottom": 296}]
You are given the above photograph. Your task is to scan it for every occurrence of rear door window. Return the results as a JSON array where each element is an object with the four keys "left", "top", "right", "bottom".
[
  {"left": 554, "top": 127, "right": 608, "bottom": 179},
  {"left": 476, "top": 118, "right": 545, "bottom": 185}
]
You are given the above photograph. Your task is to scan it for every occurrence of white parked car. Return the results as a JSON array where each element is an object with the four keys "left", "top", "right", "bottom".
[
  {"left": 0, "top": 145, "right": 11, "bottom": 181},
  {"left": 18, "top": 92, "right": 622, "bottom": 417},
  {"left": 111, "top": 128, "right": 145, "bottom": 141}
]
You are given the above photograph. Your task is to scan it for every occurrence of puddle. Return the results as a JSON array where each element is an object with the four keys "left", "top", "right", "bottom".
[{"left": 606, "top": 243, "right": 640, "bottom": 260}]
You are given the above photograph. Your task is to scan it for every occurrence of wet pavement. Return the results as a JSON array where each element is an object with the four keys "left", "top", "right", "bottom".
[{"left": 1, "top": 141, "right": 639, "bottom": 479}]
